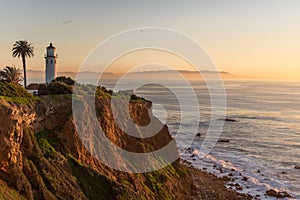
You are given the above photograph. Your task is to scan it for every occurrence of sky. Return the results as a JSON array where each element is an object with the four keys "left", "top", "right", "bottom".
[{"left": 1, "top": 0, "right": 300, "bottom": 79}]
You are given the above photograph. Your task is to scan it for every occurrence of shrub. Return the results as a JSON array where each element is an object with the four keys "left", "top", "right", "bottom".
[
  {"left": 0, "top": 82, "right": 33, "bottom": 98},
  {"left": 0, "top": 82, "right": 35, "bottom": 104},
  {"left": 47, "top": 81, "right": 73, "bottom": 95},
  {"left": 38, "top": 76, "right": 74, "bottom": 95},
  {"left": 51, "top": 76, "right": 75, "bottom": 86},
  {"left": 37, "top": 84, "right": 48, "bottom": 95},
  {"left": 95, "top": 86, "right": 113, "bottom": 97}
]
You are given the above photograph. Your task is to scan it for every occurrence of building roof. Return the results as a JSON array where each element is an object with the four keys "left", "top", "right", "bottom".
[
  {"left": 27, "top": 83, "right": 39, "bottom": 90},
  {"left": 47, "top": 43, "right": 56, "bottom": 49}
]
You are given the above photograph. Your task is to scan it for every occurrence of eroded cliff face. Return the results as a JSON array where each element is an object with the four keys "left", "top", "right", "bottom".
[
  {"left": 0, "top": 95, "right": 194, "bottom": 200},
  {"left": 0, "top": 100, "right": 35, "bottom": 170}
]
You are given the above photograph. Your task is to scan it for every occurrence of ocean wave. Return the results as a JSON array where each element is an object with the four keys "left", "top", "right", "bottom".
[
  {"left": 230, "top": 115, "right": 286, "bottom": 122},
  {"left": 181, "top": 147, "right": 297, "bottom": 199}
]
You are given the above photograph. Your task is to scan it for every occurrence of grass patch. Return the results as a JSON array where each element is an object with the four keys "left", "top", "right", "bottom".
[
  {"left": 67, "top": 154, "right": 117, "bottom": 200},
  {"left": 142, "top": 162, "right": 180, "bottom": 200},
  {"left": 0, "top": 96, "right": 34, "bottom": 105},
  {"left": 144, "top": 172, "right": 172, "bottom": 200},
  {"left": 0, "top": 82, "right": 36, "bottom": 105},
  {"left": 37, "top": 137, "right": 56, "bottom": 154},
  {"left": 0, "top": 182, "right": 27, "bottom": 200},
  {"left": 36, "top": 130, "right": 58, "bottom": 157},
  {"left": 0, "top": 82, "right": 32, "bottom": 97}
]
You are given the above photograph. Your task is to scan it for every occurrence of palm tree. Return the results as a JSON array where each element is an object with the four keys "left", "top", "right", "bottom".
[
  {"left": 12, "top": 40, "right": 34, "bottom": 88},
  {"left": 0, "top": 66, "right": 23, "bottom": 84}
]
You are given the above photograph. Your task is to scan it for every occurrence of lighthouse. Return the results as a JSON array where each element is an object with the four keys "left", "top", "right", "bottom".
[{"left": 45, "top": 43, "right": 57, "bottom": 83}]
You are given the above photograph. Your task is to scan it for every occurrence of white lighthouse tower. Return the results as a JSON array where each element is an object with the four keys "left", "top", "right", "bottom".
[{"left": 45, "top": 43, "right": 57, "bottom": 84}]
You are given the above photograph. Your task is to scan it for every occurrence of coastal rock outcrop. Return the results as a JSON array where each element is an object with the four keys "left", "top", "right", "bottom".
[
  {"left": 0, "top": 100, "right": 35, "bottom": 170},
  {"left": 0, "top": 95, "right": 193, "bottom": 199},
  {"left": 266, "top": 189, "right": 292, "bottom": 198},
  {"left": 218, "top": 139, "right": 230, "bottom": 143}
]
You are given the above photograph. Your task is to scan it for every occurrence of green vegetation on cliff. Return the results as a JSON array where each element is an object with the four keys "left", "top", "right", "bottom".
[
  {"left": 67, "top": 155, "right": 119, "bottom": 200},
  {"left": 0, "top": 82, "right": 35, "bottom": 105},
  {"left": 0, "top": 183, "right": 26, "bottom": 200},
  {"left": 38, "top": 76, "right": 74, "bottom": 95}
]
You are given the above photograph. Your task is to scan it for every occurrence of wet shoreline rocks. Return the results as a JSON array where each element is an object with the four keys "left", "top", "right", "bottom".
[
  {"left": 217, "top": 118, "right": 238, "bottom": 122},
  {"left": 218, "top": 139, "right": 230, "bottom": 143},
  {"left": 266, "top": 189, "right": 293, "bottom": 198}
]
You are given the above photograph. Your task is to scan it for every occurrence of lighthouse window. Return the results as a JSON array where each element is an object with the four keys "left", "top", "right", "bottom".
[
  {"left": 46, "top": 60, "right": 48, "bottom": 64},
  {"left": 50, "top": 60, "right": 53, "bottom": 64}
]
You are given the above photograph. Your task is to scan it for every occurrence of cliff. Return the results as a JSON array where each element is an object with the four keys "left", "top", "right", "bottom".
[
  {"left": 0, "top": 95, "right": 194, "bottom": 200},
  {"left": 0, "top": 90, "right": 253, "bottom": 200}
]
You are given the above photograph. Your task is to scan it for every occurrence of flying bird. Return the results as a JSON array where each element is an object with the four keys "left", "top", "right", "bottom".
[{"left": 63, "top": 20, "right": 73, "bottom": 24}]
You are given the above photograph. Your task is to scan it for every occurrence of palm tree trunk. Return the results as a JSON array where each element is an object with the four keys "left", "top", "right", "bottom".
[{"left": 22, "top": 55, "right": 27, "bottom": 89}]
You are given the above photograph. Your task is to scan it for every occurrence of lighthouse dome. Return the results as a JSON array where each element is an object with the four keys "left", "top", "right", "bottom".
[{"left": 47, "top": 43, "right": 56, "bottom": 49}]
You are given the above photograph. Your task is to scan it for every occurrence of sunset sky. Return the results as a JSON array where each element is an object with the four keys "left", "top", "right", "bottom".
[{"left": 1, "top": 0, "right": 300, "bottom": 79}]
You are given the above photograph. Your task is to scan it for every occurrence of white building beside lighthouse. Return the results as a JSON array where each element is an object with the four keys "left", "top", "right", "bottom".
[{"left": 45, "top": 43, "right": 57, "bottom": 83}]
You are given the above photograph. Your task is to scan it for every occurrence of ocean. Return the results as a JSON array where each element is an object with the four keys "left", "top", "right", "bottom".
[
  {"left": 123, "top": 79, "right": 300, "bottom": 199},
  {"left": 30, "top": 77, "right": 300, "bottom": 199}
]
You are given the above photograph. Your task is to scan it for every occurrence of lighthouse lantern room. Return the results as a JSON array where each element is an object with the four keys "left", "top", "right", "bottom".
[{"left": 45, "top": 43, "right": 57, "bottom": 84}]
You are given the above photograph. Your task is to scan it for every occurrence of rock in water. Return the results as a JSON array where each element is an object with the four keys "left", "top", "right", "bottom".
[
  {"left": 266, "top": 189, "right": 293, "bottom": 198},
  {"left": 225, "top": 118, "right": 237, "bottom": 122},
  {"left": 217, "top": 139, "right": 230, "bottom": 143},
  {"left": 192, "top": 149, "right": 199, "bottom": 156},
  {"left": 266, "top": 189, "right": 278, "bottom": 198},
  {"left": 217, "top": 118, "right": 237, "bottom": 122}
]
